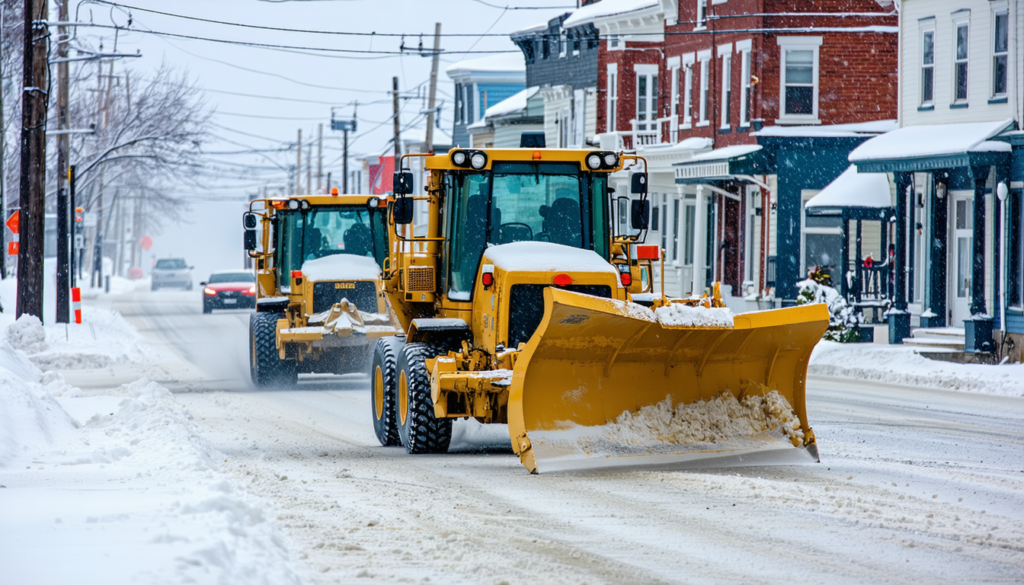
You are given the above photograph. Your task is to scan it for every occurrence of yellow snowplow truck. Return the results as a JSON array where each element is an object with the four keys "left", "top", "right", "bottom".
[
  {"left": 372, "top": 144, "right": 829, "bottom": 473},
  {"left": 243, "top": 194, "right": 399, "bottom": 387}
]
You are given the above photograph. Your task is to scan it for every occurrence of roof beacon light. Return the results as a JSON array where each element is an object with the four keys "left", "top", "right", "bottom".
[
  {"left": 331, "top": 187, "right": 339, "bottom": 196},
  {"left": 470, "top": 152, "right": 487, "bottom": 169},
  {"left": 553, "top": 273, "right": 573, "bottom": 287}
]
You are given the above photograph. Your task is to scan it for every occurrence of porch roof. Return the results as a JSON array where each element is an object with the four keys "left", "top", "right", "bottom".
[
  {"left": 673, "top": 144, "right": 767, "bottom": 184},
  {"left": 806, "top": 166, "right": 892, "bottom": 214},
  {"left": 850, "top": 119, "right": 1015, "bottom": 173}
]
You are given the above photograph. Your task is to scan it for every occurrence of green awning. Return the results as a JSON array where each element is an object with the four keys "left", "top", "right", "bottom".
[{"left": 674, "top": 145, "right": 768, "bottom": 184}]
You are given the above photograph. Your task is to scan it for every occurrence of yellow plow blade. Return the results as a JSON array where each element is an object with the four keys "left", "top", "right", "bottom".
[{"left": 508, "top": 289, "right": 829, "bottom": 474}]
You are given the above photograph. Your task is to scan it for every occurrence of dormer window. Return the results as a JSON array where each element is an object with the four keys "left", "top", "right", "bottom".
[
  {"left": 696, "top": 0, "right": 707, "bottom": 29},
  {"left": 992, "top": 11, "right": 1008, "bottom": 98}
]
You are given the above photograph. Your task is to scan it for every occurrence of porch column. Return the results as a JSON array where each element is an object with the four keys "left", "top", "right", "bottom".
[
  {"left": 965, "top": 165, "right": 994, "bottom": 352},
  {"left": 889, "top": 172, "right": 912, "bottom": 344},
  {"left": 692, "top": 185, "right": 706, "bottom": 295},
  {"left": 925, "top": 172, "right": 948, "bottom": 328}
]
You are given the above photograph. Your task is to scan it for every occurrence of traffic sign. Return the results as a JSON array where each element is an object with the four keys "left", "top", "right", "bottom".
[
  {"left": 8, "top": 242, "right": 18, "bottom": 255},
  {"left": 6, "top": 211, "right": 18, "bottom": 235},
  {"left": 139, "top": 235, "right": 153, "bottom": 251},
  {"left": 332, "top": 119, "right": 357, "bottom": 132}
]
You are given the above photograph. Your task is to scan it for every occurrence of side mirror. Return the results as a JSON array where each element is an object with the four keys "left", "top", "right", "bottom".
[
  {"left": 393, "top": 197, "right": 414, "bottom": 225},
  {"left": 631, "top": 200, "right": 650, "bottom": 231},
  {"left": 242, "top": 212, "right": 258, "bottom": 229},
  {"left": 243, "top": 229, "right": 258, "bottom": 251},
  {"left": 393, "top": 171, "right": 414, "bottom": 195},
  {"left": 199, "top": 281, "right": 207, "bottom": 286},
  {"left": 631, "top": 172, "right": 648, "bottom": 195}
]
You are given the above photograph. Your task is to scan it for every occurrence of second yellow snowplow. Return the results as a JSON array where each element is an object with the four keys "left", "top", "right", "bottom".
[{"left": 372, "top": 145, "right": 829, "bottom": 473}]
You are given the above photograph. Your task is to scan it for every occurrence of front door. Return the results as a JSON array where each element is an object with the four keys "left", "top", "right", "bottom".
[{"left": 950, "top": 193, "right": 973, "bottom": 326}]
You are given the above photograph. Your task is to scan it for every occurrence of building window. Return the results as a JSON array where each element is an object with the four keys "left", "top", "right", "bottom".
[
  {"left": 558, "top": 109, "right": 571, "bottom": 147},
  {"left": 609, "top": 35, "right": 620, "bottom": 50},
  {"left": 455, "top": 84, "right": 463, "bottom": 124},
  {"left": 696, "top": 0, "right": 707, "bottom": 29},
  {"left": 587, "top": 33, "right": 598, "bottom": 50},
  {"left": 559, "top": 32, "right": 567, "bottom": 58},
  {"left": 572, "top": 34, "right": 580, "bottom": 57},
  {"left": 739, "top": 46, "right": 752, "bottom": 126},
  {"left": 542, "top": 35, "right": 550, "bottom": 59},
  {"left": 670, "top": 65, "right": 680, "bottom": 120},
  {"left": 921, "top": 29, "right": 935, "bottom": 105},
  {"left": 719, "top": 45, "right": 732, "bottom": 129},
  {"left": 682, "top": 59, "right": 694, "bottom": 127},
  {"left": 607, "top": 64, "right": 618, "bottom": 132},
  {"left": 954, "top": 21, "right": 969, "bottom": 103},
  {"left": 636, "top": 67, "right": 658, "bottom": 132},
  {"left": 993, "top": 11, "right": 1008, "bottom": 98},
  {"left": 672, "top": 199, "right": 680, "bottom": 261},
  {"left": 684, "top": 203, "right": 695, "bottom": 265},
  {"left": 777, "top": 37, "right": 821, "bottom": 122},
  {"left": 698, "top": 55, "right": 710, "bottom": 125}
]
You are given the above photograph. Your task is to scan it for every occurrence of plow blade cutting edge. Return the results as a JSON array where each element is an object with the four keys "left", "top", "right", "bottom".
[{"left": 507, "top": 288, "right": 830, "bottom": 474}]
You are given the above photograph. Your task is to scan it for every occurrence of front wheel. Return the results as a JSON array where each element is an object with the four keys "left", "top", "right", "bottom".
[
  {"left": 250, "top": 312, "right": 297, "bottom": 388},
  {"left": 395, "top": 343, "right": 451, "bottom": 454},
  {"left": 370, "top": 337, "right": 403, "bottom": 447}
]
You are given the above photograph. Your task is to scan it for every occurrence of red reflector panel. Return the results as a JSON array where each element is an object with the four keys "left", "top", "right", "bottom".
[
  {"left": 620, "top": 272, "right": 632, "bottom": 287},
  {"left": 482, "top": 272, "right": 494, "bottom": 287},
  {"left": 291, "top": 271, "right": 303, "bottom": 279},
  {"left": 553, "top": 274, "right": 573, "bottom": 287},
  {"left": 636, "top": 245, "right": 660, "bottom": 260}
]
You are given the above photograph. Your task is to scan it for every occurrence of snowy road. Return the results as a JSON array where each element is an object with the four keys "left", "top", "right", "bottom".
[{"left": 102, "top": 291, "right": 1024, "bottom": 584}]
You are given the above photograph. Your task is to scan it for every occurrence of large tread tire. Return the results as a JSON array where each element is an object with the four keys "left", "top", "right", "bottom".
[
  {"left": 250, "top": 312, "right": 297, "bottom": 388},
  {"left": 370, "top": 337, "right": 404, "bottom": 447},
  {"left": 395, "top": 343, "right": 452, "bottom": 454}
]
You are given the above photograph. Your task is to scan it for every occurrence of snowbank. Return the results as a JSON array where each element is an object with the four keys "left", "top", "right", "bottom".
[
  {"left": 484, "top": 242, "right": 618, "bottom": 274},
  {"left": 809, "top": 341, "right": 1024, "bottom": 397},
  {"left": 655, "top": 303, "right": 735, "bottom": 328},
  {"left": 300, "top": 254, "right": 380, "bottom": 282}
]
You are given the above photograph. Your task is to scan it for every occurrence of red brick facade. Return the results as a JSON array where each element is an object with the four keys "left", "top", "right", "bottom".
[{"left": 596, "top": 0, "right": 898, "bottom": 145}]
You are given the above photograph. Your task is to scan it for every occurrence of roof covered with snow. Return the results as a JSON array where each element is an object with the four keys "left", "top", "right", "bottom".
[
  {"left": 755, "top": 120, "right": 897, "bottom": 139},
  {"left": 483, "top": 86, "right": 539, "bottom": 120},
  {"left": 445, "top": 53, "right": 526, "bottom": 79},
  {"left": 806, "top": 166, "right": 892, "bottom": 209},
  {"left": 849, "top": 119, "right": 1014, "bottom": 162},
  {"left": 562, "top": 0, "right": 658, "bottom": 28},
  {"left": 685, "top": 144, "right": 762, "bottom": 164}
]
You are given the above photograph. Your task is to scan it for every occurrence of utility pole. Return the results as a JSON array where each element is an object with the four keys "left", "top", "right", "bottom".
[
  {"left": 0, "top": 5, "right": 7, "bottom": 279},
  {"left": 342, "top": 129, "right": 349, "bottom": 194},
  {"left": 16, "top": 0, "right": 49, "bottom": 318},
  {"left": 306, "top": 140, "right": 312, "bottom": 195},
  {"left": 295, "top": 129, "right": 302, "bottom": 195},
  {"left": 316, "top": 123, "right": 323, "bottom": 193},
  {"left": 93, "top": 61, "right": 115, "bottom": 288},
  {"left": 55, "top": 0, "right": 71, "bottom": 322},
  {"left": 424, "top": 22, "right": 441, "bottom": 154},
  {"left": 392, "top": 77, "right": 401, "bottom": 160}
]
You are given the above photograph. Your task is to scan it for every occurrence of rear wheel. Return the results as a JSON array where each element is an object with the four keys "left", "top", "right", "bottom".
[
  {"left": 370, "top": 337, "right": 403, "bottom": 446},
  {"left": 250, "top": 312, "right": 297, "bottom": 387},
  {"left": 395, "top": 343, "right": 451, "bottom": 454}
]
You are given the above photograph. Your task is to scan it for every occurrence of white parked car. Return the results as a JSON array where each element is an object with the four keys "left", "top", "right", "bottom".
[{"left": 151, "top": 258, "right": 194, "bottom": 290}]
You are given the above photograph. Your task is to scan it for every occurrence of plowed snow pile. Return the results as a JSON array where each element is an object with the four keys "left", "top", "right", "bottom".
[
  {"left": 532, "top": 390, "right": 804, "bottom": 462},
  {"left": 654, "top": 303, "right": 735, "bottom": 328}
]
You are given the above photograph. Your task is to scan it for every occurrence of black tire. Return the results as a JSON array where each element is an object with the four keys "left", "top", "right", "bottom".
[
  {"left": 370, "top": 337, "right": 404, "bottom": 447},
  {"left": 250, "top": 312, "right": 297, "bottom": 387},
  {"left": 151, "top": 283, "right": 159, "bottom": 291},
  {"left": 395, "top": 343, "right": 451, "bottom": 454},
  {"left": 202, "top": 301, "right": 212, "bottom": 314}
]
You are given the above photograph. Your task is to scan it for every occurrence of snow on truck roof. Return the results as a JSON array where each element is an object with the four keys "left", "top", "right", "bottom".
[
  {"left": 300, "top": 254, "right": 380, "bottom": 282},
  {"left": 483, "top": 242, "right": 617, "bottom": 274}
]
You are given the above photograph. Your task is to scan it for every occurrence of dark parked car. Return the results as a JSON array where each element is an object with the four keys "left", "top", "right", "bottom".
[
  {"left": 152, "top": 258, "right": 193, "bottom": 290},
  {"left": 202, "top": 271, "right": 256, "bottom": 313}
]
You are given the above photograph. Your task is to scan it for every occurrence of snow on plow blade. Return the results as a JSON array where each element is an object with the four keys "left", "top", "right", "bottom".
[{"left": 508, "top": 288, "right": 829, "bottom": 474}]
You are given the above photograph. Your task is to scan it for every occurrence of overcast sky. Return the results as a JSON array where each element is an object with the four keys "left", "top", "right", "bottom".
[{"left": 69, "top": 0, "right": 572, "bottom": 279}]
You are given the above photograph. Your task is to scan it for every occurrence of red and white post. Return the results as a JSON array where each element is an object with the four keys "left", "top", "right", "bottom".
[{"left": 71, "top": 287, "right": 82, "bottom": 324}]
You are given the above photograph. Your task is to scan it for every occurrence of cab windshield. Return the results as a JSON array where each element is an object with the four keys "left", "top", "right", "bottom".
[
  {"left": 446, "top": 162, "right": 609, "bottom": 297},
  {"left": 274, "top": 206, "right": 387, "bottom": 289}
]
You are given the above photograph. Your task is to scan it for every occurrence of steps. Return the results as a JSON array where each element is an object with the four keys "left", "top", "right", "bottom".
[{"left": 903, "top": 327, "right": 965, "bottom": 351}]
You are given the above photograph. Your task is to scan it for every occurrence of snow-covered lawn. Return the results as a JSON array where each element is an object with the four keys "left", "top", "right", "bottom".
[
  {"left": 0, "top": 305, "right": 305, "bottom": 584},
  {"left": 809, "top": 340, "right": 1024, "bottom": 397}
]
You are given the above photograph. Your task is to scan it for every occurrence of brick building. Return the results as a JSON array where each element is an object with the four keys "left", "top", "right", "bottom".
[{"left": 567, "top": 0, "right": 898, "bottom": 310}]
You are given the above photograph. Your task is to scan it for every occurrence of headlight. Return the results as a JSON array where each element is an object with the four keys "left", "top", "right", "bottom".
[
  {"left": 452, "top": 151, "right": 467, "bottom": 166},
  {"left": 470, "top": 152, "right": 487, "bottom": 169},
  {"left": 604, "top": 153, "right": 618, "bottom": 167},
  {"left": 288, "top": 199, "right": 300, "bottom": 210},
  {"left": 204, "top": 287, "right": 216, "bottom": 296},
  {"left": 586, "top": 154, "right": 602, "bottom": 170}
]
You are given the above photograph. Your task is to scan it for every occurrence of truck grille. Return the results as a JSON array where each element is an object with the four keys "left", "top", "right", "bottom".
[
  {"left": 311, "top": 281, "right": 378, "bottom": 314},
  {"left": 507, "top": 284, "right": 611, "bottom": 349},
  {"left": 405, "top": 266, "right": 435, "bottom": 292}
]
